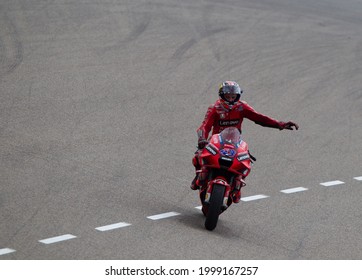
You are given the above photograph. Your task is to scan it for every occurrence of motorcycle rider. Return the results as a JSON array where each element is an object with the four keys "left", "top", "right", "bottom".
[{"left": 191, "top": 81, "right": 299, "bottom": 203}]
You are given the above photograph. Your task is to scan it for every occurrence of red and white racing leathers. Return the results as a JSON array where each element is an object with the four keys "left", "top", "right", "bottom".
[{"left": 197, "top": 99, "right": 283, "bottom": 141}]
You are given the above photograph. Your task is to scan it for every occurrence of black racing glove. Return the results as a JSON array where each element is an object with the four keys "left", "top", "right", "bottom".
[
  {"left": 279, "top": 121, "right": 299, "bottom": 130},
  {"left": 198, "top": 139, "right": 209, "bottom": 149}
]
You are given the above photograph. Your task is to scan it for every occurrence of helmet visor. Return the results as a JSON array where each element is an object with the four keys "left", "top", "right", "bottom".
[
  {"left": 222, "top": 85, "right": 241, "bottom": 94},
  {"left": 224, "top": 93, "right": 237, "bottom": 102}
]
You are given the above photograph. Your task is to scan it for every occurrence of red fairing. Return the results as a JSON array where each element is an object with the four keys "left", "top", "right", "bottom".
[{"left": 200, "top": 133, "right": 251, "bottom": 177}]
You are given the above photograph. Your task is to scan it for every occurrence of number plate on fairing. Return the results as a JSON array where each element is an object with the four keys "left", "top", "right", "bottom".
[{"left": 220, "top": 148, "right": 236, "bottom": 157}]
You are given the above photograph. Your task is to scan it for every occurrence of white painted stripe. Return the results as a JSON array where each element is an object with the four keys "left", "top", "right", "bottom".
[
  {"left": 95, "top": 222, "right": 131, "bottom": 232},
  {"left": 0, "top": 248, "right": 16, "bottom": 256},
  {"left": 195, "top": 206, "right": 202, "bottom": 210},
  {"left": 320, "top": 180, "right": 345, "bottom": 187},
  {"left": 354, "top": 176, "right": 362, "bottom": 181},
  {"left": 147, "top": 211, "right": 181, "bottom": 220},
  {"left": 281, "top": 187, "right": 308, "bottom": 194},
  {"left": 39, "top": 234, "right": 77, "bottom": 244},
  {"left": 240, "top": 194, "right": 269, "bottom": 202}
]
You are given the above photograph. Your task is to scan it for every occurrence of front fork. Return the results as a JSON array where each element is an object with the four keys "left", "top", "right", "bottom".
[
  {"left": 203, "top": 175, "right": 246, "bottom": 209},
  {"left": 204, "top": 178, "right": 231, "bottom": 210}
]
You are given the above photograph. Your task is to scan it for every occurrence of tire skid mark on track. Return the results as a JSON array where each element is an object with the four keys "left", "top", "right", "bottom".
[
  {"left": 1, "top": 176, "right": 361, "bottom": 257},
  {"left": 0, "top": 9, "right": 23, "bottom": 79}
]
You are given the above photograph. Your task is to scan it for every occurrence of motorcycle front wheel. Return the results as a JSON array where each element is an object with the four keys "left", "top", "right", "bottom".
[{"left": 205, "top": 183, "right": 225, "bottom": 231}]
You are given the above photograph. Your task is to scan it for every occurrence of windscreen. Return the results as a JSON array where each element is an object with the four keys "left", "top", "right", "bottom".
[{"left": 219, "top": 127, "right": 241, "bottom": 145}]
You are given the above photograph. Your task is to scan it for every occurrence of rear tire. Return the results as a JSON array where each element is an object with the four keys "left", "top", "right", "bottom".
[{"left": 205, "top": 184, "right": 225, "bottom": 231}]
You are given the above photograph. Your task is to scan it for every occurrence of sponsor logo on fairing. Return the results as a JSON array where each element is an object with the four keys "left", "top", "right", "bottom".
[
  {"left": 237, "top": 153, "right": 250, "bottom": 161},
  {"left": 220, "top": 157, "right": 233, "bottom": 161},
  {"left": 206, "top": 145, "right": 217, "bottom": 155},
  {"left": 219, "top": 119, "right": 239, "bottom": 126}
]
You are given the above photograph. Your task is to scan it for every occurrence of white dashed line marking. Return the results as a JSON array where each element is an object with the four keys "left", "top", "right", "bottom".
[
  {"left": 38, "top": 234, "right": 77, "bottom": 244},
  {"left": 281, "top": 187, "right": 308, "bottom": 194},
  {"left": 3, "top": 176, "right": 360, "bottom": 255},
  {"left": 95, "top": 222, "right": 131, "bottom": 232},
  {"left": 0, "top": 248, "right": 16, "bottom": 256},
  {"left": 240, "top": 194, "right": 269, "bottom": 202},
  {"left": 320, "top": 180, "right": 345, "bottom": 187},
  {"left": 147, "top": 212, "right": 181, "bottom": 220}
]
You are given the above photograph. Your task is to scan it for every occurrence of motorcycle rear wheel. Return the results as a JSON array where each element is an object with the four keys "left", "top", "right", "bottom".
[{"left": 205, "top": 183, "right": 225, "bottom": 231}]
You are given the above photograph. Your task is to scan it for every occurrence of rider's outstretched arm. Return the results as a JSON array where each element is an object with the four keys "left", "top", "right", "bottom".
[{"left": 241, "top": 101, "right": 298, "bottom": 130}]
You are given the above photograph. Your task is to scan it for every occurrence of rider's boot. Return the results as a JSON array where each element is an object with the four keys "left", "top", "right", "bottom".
[
  {"left": 191, "top": 167, "right": 209, "bottom": 190},
  {"left": 191, "top": 152, "right": 202, "bottom": 190},
  {"left": 232, "top": 190, "right": 241, "bottom": 203},
  {"left": 232, "top": 175, "right": 246, "bottom": 203},
  {"left": 190, "top": 174, "right": 200, "bottom": 190}
]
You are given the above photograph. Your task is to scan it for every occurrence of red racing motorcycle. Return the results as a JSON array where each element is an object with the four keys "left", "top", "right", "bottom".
[{"left": 195, "top": 127, "right": 253, "bottom": 231}]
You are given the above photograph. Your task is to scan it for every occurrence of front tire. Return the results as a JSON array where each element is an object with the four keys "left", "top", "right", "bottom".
[{"left": 205, "top": 184, "right": 225, "bottom": 231}]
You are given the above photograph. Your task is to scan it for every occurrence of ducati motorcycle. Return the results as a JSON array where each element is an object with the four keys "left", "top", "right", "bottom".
[{"left": 196, "top": 127, "right": 252, "bottom": 231}]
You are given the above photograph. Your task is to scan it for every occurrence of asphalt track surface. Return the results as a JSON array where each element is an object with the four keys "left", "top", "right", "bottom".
[{"left": 1, "top": 0, "right": 362, "bottom": 260}]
